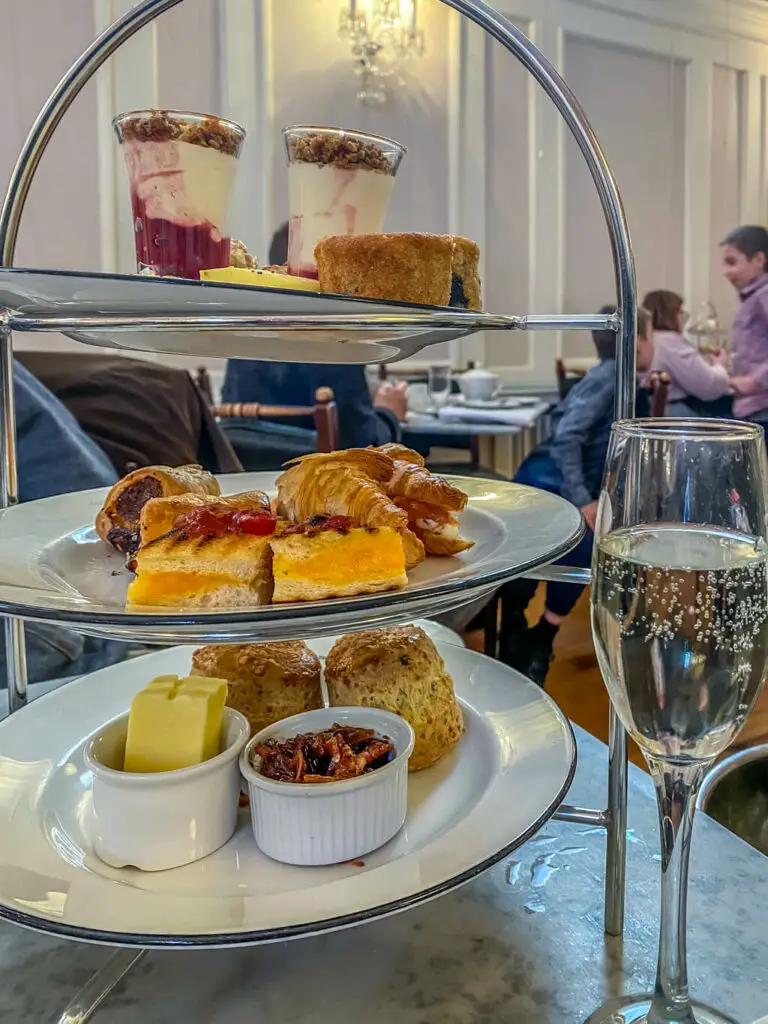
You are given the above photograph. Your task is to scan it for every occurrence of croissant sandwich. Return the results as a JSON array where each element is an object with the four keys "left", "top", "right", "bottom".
[
  {"left": 376, "top": 444, "right": 474, "bottom": 556},
  {"left": 96, "top": 465, "right": 219, "bottom": 555},
  {"left": 276, "top": 449, "right": 424, "bottom": 569}
]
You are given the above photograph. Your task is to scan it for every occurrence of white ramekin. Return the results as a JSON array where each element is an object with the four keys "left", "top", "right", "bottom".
[
  {"left": 85, "top": 707, "right": 250, "bottom": 872},
  {"left": 239, "top": 706, "right": 415, "bottom": 866}
]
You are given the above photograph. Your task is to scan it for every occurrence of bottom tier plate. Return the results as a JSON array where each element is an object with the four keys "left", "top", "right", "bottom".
[{"left": 0, "top": 641, "right": 576, "bottom": 948}]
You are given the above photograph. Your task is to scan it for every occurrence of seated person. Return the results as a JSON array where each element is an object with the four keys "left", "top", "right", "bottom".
[
  {"left": 3, "top": 362, "right": 126, "bottom": 687},
  {"left": 222, "top": 361, "right": 407, "bottom": 456},
  {"left": 644, "top": 289, "right": 732, "bottom": 417},
  {"left": 18, "top": 351, "right": 241, "bottom": 477},
  {"left": 222, "top": 221, "right": 407, "bottom": 463},
  {"left": 498, "top": 305, "right": 655, "bottom": 686}
]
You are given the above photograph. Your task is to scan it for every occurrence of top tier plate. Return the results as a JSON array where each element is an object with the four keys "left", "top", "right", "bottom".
[{"left": 0, "top": 268, "right": 519, "bottom": 364}]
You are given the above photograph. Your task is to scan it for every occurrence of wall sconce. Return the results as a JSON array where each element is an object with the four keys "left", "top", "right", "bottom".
[{"left": 339, "top": 0, "right": 425, "bottom": 105}]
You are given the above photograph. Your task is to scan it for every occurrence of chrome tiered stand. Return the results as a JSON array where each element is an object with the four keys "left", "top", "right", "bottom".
[{"left": 0, "top": 0, "right": 637, "bottom": 1019}]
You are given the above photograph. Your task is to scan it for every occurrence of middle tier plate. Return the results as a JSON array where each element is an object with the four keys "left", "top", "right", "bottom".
[{"left": 0, "top": 473, "right": 583, "bottom": 643}]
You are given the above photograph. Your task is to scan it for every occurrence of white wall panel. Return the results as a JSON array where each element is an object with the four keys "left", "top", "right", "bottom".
[
  {"left": 709, "top": 64, "right": 744, "bottom": 329},
  {"left": 563, "top": 35, "right": 686, "bottom": 358},
  {"left": 484, "top": 28, "right": 532, "bottom": 369}
]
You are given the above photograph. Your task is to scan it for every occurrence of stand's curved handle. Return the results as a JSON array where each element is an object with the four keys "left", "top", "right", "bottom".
[
  {"left": 0, "top": 0, "right": 183, "bottom": 268},
  {"left": 438, "top": 0, "right": 633, "bottom": 941}
]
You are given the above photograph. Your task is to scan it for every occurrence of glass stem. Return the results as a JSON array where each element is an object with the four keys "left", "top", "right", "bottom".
[{"left": 646, "top": 757, "right": 707, "bottom": 1024}]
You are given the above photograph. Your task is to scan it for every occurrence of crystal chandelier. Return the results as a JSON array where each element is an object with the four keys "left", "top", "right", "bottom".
[{"left": 339, "top": 0, "right": 425, "bottom": 105}]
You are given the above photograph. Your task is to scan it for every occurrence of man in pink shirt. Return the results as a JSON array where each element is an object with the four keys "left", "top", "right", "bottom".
[{"left": 722, "top": 225, "right": 768, "bottom": 423}]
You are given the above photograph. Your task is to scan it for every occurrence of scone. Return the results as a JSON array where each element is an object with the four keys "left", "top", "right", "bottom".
[
  {"left": 325, "top": 625, "right": 464, "bottom": 771},
  {"left": 315, "top": 232, "right": 482, "bottom": 310},
  {"left": 271, "top": 516, "right": 407, "bottom": 602},
  {"left": 191, "top": 641, "right": 322, "bottom": 735}
]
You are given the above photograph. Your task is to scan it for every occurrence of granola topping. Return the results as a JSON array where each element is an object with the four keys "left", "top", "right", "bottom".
[
  {"left": 289, "top": 131, "right": 395, "bottom": 174},
  {"left": 229, "top": 239, "right": 258, "bottom": 270},
  {"left": 116, "top": 110, "right": 244, "bottom": 156}
]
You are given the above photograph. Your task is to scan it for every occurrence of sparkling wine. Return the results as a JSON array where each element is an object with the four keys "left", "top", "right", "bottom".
[{"left": 592, "top": 523, "right": 768, "bottom": 763}]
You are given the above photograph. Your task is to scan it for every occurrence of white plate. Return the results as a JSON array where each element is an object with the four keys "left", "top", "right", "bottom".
[
  {"left": 0, "top": 473, "right": 583, "bottom": 643},
  {"left": 0, "top": 641, "right": 576, "bottom": 947},
  {"left": 0, "top": 268, "right": 516, "bottom": 365}
]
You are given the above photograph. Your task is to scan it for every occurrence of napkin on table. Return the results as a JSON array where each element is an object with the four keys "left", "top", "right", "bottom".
[{"left": 437, "top": 404, "right": 545, "bottom": 427}]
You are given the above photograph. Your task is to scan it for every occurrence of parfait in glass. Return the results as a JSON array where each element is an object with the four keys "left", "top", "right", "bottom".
[
  {"left": 114, "top": 109, "right": 245, "bottom": 279},
  {"left": 283, "top": 125, "right": 406, "bottom": 279}
]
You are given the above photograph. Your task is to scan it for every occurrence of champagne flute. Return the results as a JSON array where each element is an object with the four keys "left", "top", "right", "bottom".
[{"left": 588, "top": 419, "right": 768, "bottom": 1024}]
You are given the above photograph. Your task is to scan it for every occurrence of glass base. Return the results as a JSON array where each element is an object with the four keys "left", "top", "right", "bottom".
[{"left": 584, "top": 996, "right": 739, "bottom": 1024}]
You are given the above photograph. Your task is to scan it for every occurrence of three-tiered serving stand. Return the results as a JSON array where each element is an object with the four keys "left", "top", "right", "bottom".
[{"left": 0, "top": 0, "right": 638, "bottom": 1019}]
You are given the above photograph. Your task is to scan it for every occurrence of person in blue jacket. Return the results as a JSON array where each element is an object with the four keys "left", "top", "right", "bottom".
[
  {"left": 222, "top": 223, "right": 407, "bottom": 462},
  {"left": 2, "top": 361, "right": 124, "bottom": 685}
]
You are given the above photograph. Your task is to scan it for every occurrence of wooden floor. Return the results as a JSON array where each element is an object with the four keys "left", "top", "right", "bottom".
[{"left": 467, "top": 585, "right": 768, "bottom": 769}]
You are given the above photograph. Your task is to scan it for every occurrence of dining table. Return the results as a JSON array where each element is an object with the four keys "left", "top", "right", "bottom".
[
  {"left": 2, "top": 711, "right": 766, "bottom": 1023},
  {"left": 402, "top": 396, "right": 554, "bottom": 479}
]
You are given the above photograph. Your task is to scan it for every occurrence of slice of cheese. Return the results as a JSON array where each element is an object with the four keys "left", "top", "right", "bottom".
[
  {"left": 127, "top": 570, "right": 251, "bottom": 606},
  {"left": 271, "top": 527, "right": 408, "bottom": 602},
  {"left": 200, "top": 267, "right": 321, "bottom": 293},
  {"left": 123, "top": 674, "right": 228, "bottom": 773}
]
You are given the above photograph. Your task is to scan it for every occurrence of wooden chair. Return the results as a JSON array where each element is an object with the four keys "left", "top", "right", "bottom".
[
  {"left": 211, "top": 387, "right": 340, "bottom": 452},
  {"left": 647, "top": 370, "right": 670, "bottom": 418}
]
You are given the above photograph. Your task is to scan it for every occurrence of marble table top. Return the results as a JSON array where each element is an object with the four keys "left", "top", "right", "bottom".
[{"left": 1, "top": 723, "right": 766, "bottom": 1023}]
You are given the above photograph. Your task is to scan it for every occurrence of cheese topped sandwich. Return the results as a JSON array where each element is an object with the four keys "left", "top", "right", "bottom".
[
  {"left": 270, "top": 515, "right": 407, "bottom": 603},
  {"left": 127, "top": 495, "right": 275, "bottom": 609}
]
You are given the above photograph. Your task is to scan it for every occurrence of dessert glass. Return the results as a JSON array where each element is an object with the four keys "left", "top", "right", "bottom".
[
  {"left": 113, "top": 109, "right": 245, "bottom": 280},
  {"left": 283, "top": 125, "right": 406, "bottom": 278}
]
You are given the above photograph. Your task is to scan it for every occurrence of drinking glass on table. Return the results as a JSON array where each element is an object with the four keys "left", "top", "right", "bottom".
[
  {"left": 428, "top": 365, "right": 452, "bottom": 412},
  {"left": 588, "top": 419, "right": 768, "bottom": 1024}
]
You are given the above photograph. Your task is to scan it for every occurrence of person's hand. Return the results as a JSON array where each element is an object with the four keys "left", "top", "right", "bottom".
[
  {"left": 711, "top": 348, "right": 729, "bottom": 368},
  {"left": 374, "top": 380, "right": 408, "bottom": 422},
  {"left": 730, "top": 374, "right": 759, "bottom": 397},
  {"left": 580, "top": 501, "right": 599, "bottom": 532}
]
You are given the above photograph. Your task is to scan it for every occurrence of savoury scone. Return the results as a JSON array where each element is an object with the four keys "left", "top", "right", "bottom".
[
  {"left": 325, "top": 624, "right": 463, "bottom": 771},
  {"left": 191, "top": 641, "right": 323, "bottom": 735}
]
